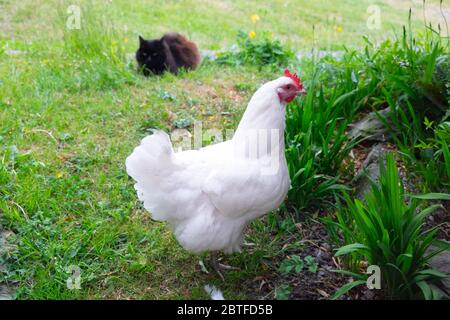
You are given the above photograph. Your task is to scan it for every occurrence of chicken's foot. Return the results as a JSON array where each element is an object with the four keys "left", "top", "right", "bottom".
[{"left": 210, "top": 252, "right": 239, "bottom": 281}]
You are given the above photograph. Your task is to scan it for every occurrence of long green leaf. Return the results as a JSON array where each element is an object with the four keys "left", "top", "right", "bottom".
[
  {"left": 335, "top": 243, "right": 368, "bottom": 257},
  {"left": 331, "top": 280, "right": 366, "bottom": 300},
  {"left": 410, "top": 193, "right": 450, "bottom": 201}
]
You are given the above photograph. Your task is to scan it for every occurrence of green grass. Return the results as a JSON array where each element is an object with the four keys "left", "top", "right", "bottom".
[
  {"left": 330, "top": 154, "right": 450, "bottom": 300},
  {"left": 0, "top": 0, "right": 449, "bottom": 299},
  {"left": 2, "top": 0, "right": 449, "bottom": 49}
]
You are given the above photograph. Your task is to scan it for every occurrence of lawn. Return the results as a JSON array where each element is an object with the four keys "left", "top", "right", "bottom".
[{"left": 0, "top": 0, "right": 449, "bottom": 299}]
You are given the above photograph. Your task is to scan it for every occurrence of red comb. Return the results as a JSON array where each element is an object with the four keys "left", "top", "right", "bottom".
[{"left": 284, "top": 68, "right": 303, "bottom": 89}]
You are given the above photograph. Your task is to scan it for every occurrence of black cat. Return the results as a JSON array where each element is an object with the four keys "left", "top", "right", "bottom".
[{"left": 136, "top": 32, "right": 201, "bottom": 76}]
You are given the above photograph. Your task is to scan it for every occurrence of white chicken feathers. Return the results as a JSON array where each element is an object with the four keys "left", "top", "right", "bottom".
[{"left": 126, "top": 75, "right": 298, "bottom": 254}]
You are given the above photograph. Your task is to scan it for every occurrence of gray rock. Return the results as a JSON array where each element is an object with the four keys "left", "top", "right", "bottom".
[
  {"left": 355, "top": 163, "right": 379, "bottom": 199},
  {"left": 0, "top": 228, "right": 14, "bottom": 300},
  {"left": 354, "top": 143, "right": 389, "bottom": 199},
  {"left": 349, "top": 108, "right": 392, "bottom": 142},
  {"left": 0, "top": 285, "right": 13, "bottom": 300},
  {"left": 428, "top": 244, "right": 450, "bottom": 297}
]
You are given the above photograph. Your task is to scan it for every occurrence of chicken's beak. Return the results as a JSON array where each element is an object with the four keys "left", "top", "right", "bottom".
[{"left": 299, "top": 87, "right": 307, "bottom": 96}]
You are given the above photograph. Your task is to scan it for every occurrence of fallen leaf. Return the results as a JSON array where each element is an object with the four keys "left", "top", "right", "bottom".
[{"left": 317, "top": 289, "right": 329, "bottom": 298}]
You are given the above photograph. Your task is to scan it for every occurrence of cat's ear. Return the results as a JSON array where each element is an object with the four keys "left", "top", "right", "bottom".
[{"left": 139, "top": 35, "right": 145, "bottom": 46}]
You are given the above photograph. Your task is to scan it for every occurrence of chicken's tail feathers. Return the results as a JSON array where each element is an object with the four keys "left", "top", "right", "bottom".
[
  {"left": 126, "top": 130, "right": 173, "bottom": 178},
  {"left": 204, "top": 284, "right": 225, "bottom": 300},
  {"left": 142, "top": 130, "right": 173, "bottom": 155},
  {"left": 125, "top": 130, "right": 176, "bottom": 220}
]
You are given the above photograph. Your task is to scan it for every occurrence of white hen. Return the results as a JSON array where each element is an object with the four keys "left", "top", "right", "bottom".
[{"left": 126, "top": 69, "right": 305, "bottom": 271}]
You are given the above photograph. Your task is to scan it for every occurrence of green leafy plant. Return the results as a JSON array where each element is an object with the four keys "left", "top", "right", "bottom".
[
  {"left": 279, "top": 255, "right": 304, "bottom": 274},
  {"left": 306, "top": 18, "right": 449, "bottom": 193},
  {"left": 408, "top": 120, "right": 450, "bottom": 190},
  {"left": 284, "top": 68, "right": 362, "bottom": 215},
  {"left": 331, "top": 153, "right": 450, "bottom": 299},
  {"left": 279, "top": 255, "right": 318, "bottom": 274},
  {"left": 358, "top": 18, "right": 449, "bottom": 191},
  {"left": 274, "top": 284, "right": 292, "bottom": 300},
  {"left": 216, "top": 30, "right": 293, "bottom": 68},
  {"left": 304, "top": 255, "right": 318, "bottom": 273}
]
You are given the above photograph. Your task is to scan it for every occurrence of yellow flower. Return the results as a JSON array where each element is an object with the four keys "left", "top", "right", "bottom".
[
  {"left": 335, "top": 26, "right": 343, "bottom": 33},
  {"left": 248, "top": 31, "right": 256, "bottom": 39},
  {"left": 55, "top": 171, "right": 64, "bottom": 179},
  {"left": 124, "top": 37, "right": 129, "bottom": 43},
  {"left": 251, "top": 14, "right": 260, "bottom": 23}
]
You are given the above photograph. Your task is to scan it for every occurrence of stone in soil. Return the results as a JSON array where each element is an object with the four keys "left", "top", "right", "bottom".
[
  {"left": 0, "top": 228, "right": 14, "bottom": 300},
  {"left": 428, "top": 244, "right": 450, "bottom": 298},
  {"left": 353, "top": 143, "right": 389, "bottom": 199},
  {"left": 349, "top": 107, "right": 392, "bottom": 142},
  {"left": 0, "top": 284, "right": 13, "bottom": 300}
]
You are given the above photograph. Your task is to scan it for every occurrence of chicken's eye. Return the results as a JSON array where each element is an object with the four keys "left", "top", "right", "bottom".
[{"left": 286, "top": 85, "right": 291, "bottom": 90}]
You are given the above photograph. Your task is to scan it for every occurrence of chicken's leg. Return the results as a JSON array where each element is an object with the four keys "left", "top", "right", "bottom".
[
  {"left": 210, "top": 252, "right": 239, "bottom": 281},
  {"left": 210, "top": 252, "right": 224, "bottom": 281}
]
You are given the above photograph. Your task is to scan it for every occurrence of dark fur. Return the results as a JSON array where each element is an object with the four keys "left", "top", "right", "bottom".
[{"left": 136, "top": 32, "right": 201, "bottom": 76}]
